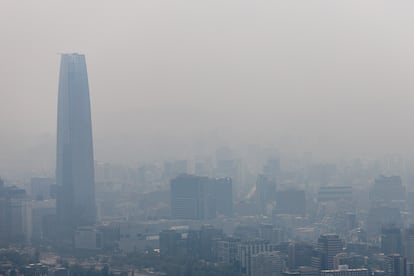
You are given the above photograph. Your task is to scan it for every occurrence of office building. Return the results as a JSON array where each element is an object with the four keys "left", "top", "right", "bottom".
[
  {"left": 170, "top": 175, "right": 210, "bottom": 220},
  {"left": 170, "top": 174, "right": 233, "bottom": 219},
  {"left": 318, "top": 234, "right": 343, "bottom": 269},
  {"left": 288, "top": 242, "right": 314, "bottom": 269},
  {"left": 159, "top": 229, "right": 186, "bottom": 257},
  {"left": 30, "top": 199, "right": 56, "bottom": 244},
  {"left": 56, "top": 53, "right": 96, "bottom": 237},
  {"left": 381, "top": 226, "right": 402, "bottom": 255},
  {"left": 386, "top": 254, "right": 407, "bottom": 276},
  {"left": 210, "top": 177, "right": 233, "bottom": 216},
  {"left": 0, "top": 179, "right": 29, "bottom": 246}
]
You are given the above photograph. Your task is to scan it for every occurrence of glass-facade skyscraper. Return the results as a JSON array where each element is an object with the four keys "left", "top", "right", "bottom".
[{"left": 56, "top": 54, "right": 96, "bottom": 236}]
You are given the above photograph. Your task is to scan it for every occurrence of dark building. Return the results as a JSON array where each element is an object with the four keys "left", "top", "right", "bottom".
[
  {"left": 318, "top": 234, "right": 343, "bottom": 270},
  {"left": 0, "top": 179, "right": 27, "bottom": 246},
  {"left": 56, "top": 53, "right": 96, "bottom": 238},
  {"left": 386, "top": 254, "right": 407, "bottom": 276},
  {"left": 187, "top": 225, "right": 223, "bottom": 261},
  {"left": 381, "top": 226, "right": 402, "bottom": 255},
  {"left": 170, "top": 175, "right": 210, "bottom": 220},
  {"left": 275, "top": 189, "right": 306, "bottom": 216},
  {"left": 170, "top": 174, "right": 233, "bottom": 219},
  {"left": 210, "top": 177, "right": 233, "bottom": 216},
  {"left": 288, "top": 242, "right": 314, "bottom": 269}
]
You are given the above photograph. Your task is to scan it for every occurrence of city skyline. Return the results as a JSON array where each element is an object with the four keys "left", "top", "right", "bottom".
[
  {"left": 3, "top": 2, "right": 414, "bottom": 275},
  {"left": 3, "top": 1, "right": 414, "bottom": 175}
]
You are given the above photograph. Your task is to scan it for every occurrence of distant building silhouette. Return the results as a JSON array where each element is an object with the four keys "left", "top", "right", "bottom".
[
  {"left": 0, "top": 179, "right": 28, "bottom": 246},
  {"left": 170, "top": 174, "right": 233, "bottom": 219},
  {"left": 276, "top": 189, "right": 306, "bottom": 216},
  {"left": 256, "top": 174, "right": 276, "bottom": 214},
  {"left": 370, "top": 175, "right": 405, "bottom": 202}
]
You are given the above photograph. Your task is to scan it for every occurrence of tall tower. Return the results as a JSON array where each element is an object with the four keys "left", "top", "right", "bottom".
[{"left": 56, "top": 53, "right": 96, "bottom": 236}]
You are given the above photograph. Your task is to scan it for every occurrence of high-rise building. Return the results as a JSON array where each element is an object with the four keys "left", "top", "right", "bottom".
[
  {"left": 210, "top": 177, "right": 233, "bottom": 216},
  {"left": 288, "top": 242, "right": 314, "bottom": 269},
  {"left": 170, "top": 174, "right": 233, "bottom": 219},
  {"left": 170, "top": 175, "right": 210, "bottom": 220},
  {"left": 0, "top": 179, "right": 29, "bottom": 246},
  {"left": 56, "top": 54, "right": 96, "bottom": 237},
  {"left": 318, "top": 234, "right": 343, "bottom": 270},
  {"left": 381, "top": 226, "right": 402, "bottom": 255},
  {"left": 159, "top": 229, "right": 186, "bottom": 257},
  {"left": 386, "top": 254, "right": 407, "bottom": 276}
]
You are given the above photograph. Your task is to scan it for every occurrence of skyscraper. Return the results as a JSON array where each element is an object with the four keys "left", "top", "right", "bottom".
[
  {"left": 317, "top": 234, "right": 343, "bottom": 270},
  {"left": 56, "top": 54, "right": 96, "bottom": 236}
]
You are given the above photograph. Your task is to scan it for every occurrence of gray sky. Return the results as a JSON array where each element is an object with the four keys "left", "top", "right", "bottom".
[{"left": 1, "top": 0, "right": 414, "bottom": 174}]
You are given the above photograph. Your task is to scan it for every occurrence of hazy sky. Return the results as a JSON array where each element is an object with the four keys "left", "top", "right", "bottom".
[{"left": 2, "top": 1, "right": 414, "bottom": 174}]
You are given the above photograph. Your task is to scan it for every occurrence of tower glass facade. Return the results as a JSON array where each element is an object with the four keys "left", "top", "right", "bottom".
[{"left": 56, "top": 53, "right": 96, "bottom": 234}]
